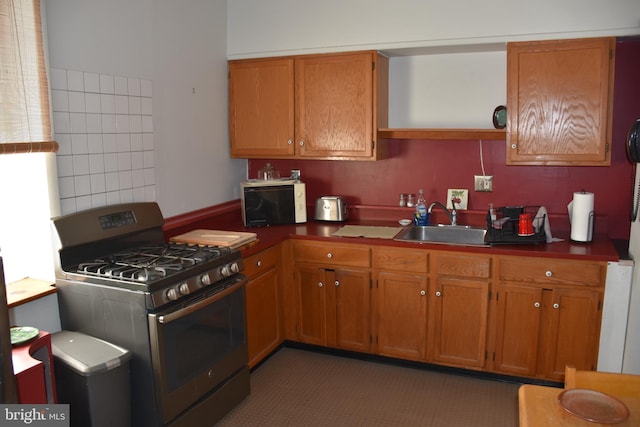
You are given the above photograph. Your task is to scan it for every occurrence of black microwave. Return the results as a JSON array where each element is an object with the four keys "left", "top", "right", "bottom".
[{"left": 240, "top": 180, "right": 307, "bottom": 227}]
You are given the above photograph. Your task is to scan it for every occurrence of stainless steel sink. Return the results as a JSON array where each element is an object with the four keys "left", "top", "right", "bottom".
[{"left": 393, "top": 224, "right": 488, "bottom": 246}]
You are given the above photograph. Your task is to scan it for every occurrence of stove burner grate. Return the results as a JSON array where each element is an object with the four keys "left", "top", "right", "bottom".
[{"left": 76, "top": 242, "right": 232, "bottom": 283}]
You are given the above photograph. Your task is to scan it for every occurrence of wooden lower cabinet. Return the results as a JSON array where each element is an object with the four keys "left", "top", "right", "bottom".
[
  {"left": 491, "top": 256, "right": 605, "bottom": 381},
  {"left": 376, "top": 272, "right": 428, "bottom": 361},
  {"left": 491, "top": 284, "right": 542, "bottom": 377},
  {"left": 431, "top": 277, "right": 488, "bottom": 369},
  {"left": 244, "top": 245, "right": 284, "bottom": 368},
  {"left": 374, "top": 247, "right": 429, "bottom": 361},
  {"left": 295, "top": 265, "right": 372, "bottom": 352},
  {"left": 281, "top": 241, "right": 606, "bottom": 382},
  {"left": 430, "top": 252, "right": 491, "bottom": 369},
  {"left": 291, "top": 240, "right": 372, "bottom": 352}
]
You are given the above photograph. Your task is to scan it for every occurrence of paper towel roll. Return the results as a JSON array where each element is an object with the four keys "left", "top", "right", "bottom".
[{"left": 568, "top": 191, "right": 595, "bottom": 242}]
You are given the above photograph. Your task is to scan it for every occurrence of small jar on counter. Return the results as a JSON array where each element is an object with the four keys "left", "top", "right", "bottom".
[{"left": 406, "top": 194, "right": 415, "bottom": 208}]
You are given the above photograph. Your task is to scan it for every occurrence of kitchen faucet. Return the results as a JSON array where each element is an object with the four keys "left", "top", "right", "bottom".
[{"left": 427, "top": 200, "right": 457, "bottom": 226}]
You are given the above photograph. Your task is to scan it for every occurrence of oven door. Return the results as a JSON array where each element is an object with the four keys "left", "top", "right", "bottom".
[{"left": 148, "top": 275, "right": 248, "bottom": 424}]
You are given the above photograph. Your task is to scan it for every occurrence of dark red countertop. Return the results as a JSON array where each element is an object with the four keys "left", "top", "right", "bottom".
[{"left": 165, "top": 207, "right": 620, "bottom": 262}]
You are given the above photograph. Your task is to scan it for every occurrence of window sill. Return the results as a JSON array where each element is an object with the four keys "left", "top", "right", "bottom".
[{"left": 6, "top": 278, "right": 56, "bottom": 308}]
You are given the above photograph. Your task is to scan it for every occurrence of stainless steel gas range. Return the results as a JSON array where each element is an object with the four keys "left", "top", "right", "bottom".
[{"left": 51, "top": 202, "right": 250, "bottom": 427}]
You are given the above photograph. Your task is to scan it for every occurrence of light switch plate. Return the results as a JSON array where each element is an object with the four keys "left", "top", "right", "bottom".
[{"left": 474, "top": 175, "right": 493, "bottom": 192}]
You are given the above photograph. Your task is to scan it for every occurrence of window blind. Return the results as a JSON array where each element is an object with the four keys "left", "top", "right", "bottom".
[{"left": 0, "top": 0, "right": 56, "bottom": 154}]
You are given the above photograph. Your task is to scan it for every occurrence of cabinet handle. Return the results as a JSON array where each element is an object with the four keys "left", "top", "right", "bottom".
[
  {"left": 335, "top": 280, "right": 339, "bottom": 287},
  {"left": 553, "top": 303, "right": 560, "bottom": 309},
  {"left": 287, "top": 139, "right": 293, "bottom": 145},
  {"left": 326, "top": 253, "right": 333, "bottom": 259},
  {"left": 435, "top": 291, "right": 442, "bottom": 297},
  {"left": 420, "top": 290, "right": 426, "bottom": 296},
  {"left": 318, "top": 282, "right": 324, "bottom": 288},
  {"left": 534, "top": 302, "right": 541, "bottom": 308},
  {"left": 511, "top": 144, "right": 517, "bottom": 149},
  {"left": 299, "top": 140, "right": 304, "bottom": 146},
  {"left": 256, "top": 260, "right": 262, "bottom": 267},
  {"left": 545, "top": 270, "right": 553, "bottom": 277}
]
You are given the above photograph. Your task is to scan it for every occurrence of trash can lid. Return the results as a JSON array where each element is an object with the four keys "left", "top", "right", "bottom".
[{"left": 51, "top": 331, "right": 132, "bottom": 376}]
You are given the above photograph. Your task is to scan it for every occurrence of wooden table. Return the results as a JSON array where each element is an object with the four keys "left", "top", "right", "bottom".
[{"left": 519, "top": 384, "right": 639, "bottom": 426}]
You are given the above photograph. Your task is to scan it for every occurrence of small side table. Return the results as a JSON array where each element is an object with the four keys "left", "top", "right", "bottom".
[{"left": 12, "top": 330, "right": 57, "bottom": 404}]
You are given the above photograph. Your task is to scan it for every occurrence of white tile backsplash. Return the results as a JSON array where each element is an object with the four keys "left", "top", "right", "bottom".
[
  {"left": 69, "top": 112, "right": 87, "bottom": 133},
  {"left": 114, "top": 76, "right": 128, "bottom": 95},
  {"left": 72, "top": 154, "right": 90, "bottom": 175},
  {"left": 68, "top": 91, "right": 85, "bottom": 112},
  {"left": 100, "top": 74, "right": 114, "bottom": 94},
  {"left": 84, "top": 72, "right": 100, "bottom": 93},
  {"left": 128, "top": 78, "right": 141, "bottom": 96},
  {"left": 85, "top": 93, "right": 101, "bottom": 113},
  {"left": 86, "top": 114, "right": 102, "bottom": 133},
  {"left": 67, "top": 70, "right": 84, "bottom": 91},
  {"left": 51, "top": 90, "right": 69, "bottom": 112},
  {"left": 52, "top": 68, "right": 156, "bottom": 214},
  {"left": 71, "top": 134, "right": 88, "bottom": 154},
  {"left": 100, "top": 94, "right": 116, "bottom": 114}
]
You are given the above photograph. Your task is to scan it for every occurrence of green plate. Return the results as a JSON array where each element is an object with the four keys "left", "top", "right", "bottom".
[{"left": 10, "top": 326, "right": 40, "bottom": 346}]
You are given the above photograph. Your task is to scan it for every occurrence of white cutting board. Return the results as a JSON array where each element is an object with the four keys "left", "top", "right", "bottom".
[{"left": 170, "top": 229, "right": 258, "bottom": 249}]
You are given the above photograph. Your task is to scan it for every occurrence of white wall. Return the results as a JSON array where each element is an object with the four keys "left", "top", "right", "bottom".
[
  {"left": 45, "top": 0, "right": 246, "bottom": 218},
  {"left": 227, "top": 0, "right": 640, "bottom": 58},
  {"left": 228, "top": 0, "right": 640, "bottom": 128}
]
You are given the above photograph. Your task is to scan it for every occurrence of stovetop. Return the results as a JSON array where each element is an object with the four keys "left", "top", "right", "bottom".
[{"left": 76, "top": 242, "right": 232, "bottom": 284}]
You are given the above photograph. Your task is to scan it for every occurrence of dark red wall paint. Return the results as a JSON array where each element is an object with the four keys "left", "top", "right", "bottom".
[{"left": 248, "top": 38, "right": 640, "bottom": 240}]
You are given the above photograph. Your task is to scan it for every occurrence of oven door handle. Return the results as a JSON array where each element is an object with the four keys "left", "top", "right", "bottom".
[{"left": 157, "top": 277, "right": 247, "bottom": 324}]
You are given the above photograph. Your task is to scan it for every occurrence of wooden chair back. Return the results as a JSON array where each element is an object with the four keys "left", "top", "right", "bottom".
[{"left": 565, "top": 365, "right": 640, "bottom": 398}]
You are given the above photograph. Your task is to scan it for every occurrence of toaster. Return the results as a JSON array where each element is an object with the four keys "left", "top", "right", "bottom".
[{"left": 314, "top": 196, "right": 349, "bottom": 222}]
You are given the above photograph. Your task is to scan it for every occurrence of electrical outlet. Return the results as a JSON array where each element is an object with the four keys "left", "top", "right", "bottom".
[{"left": 474, "top": 175, "right": 493, "bottom": 192}]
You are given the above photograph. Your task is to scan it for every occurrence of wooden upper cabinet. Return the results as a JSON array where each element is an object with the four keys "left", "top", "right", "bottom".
[
  {"left": 229, "top": 51, "right": 389, "bottom": 160},
  {"left": 229, "top": 58, "right": 295, "bottom": 158},
  {"left": 506, "top": 37, "right": 615, "bottom": 166}
]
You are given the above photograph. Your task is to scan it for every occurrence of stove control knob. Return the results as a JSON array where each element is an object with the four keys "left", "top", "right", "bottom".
[
  {"left": 220, "top": 265, "right": 231, "bottom": 277},
  {"left": 201, "top": 273, "right": 212, "bottom": 286},
  {"left": 230, "top": 262, "right": 240, "bottom": 274},
  {"left": 166, "top": 288, "right": 179, "bottom": 301},
  {"left": 179, "top": 283, "right": 190, "bottom": 295}
]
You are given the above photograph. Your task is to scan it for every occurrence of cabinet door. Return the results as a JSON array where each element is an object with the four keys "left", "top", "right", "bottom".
[
  {"left": 295, "top": 266, "right": 327, "bottom": 346},
  {"left": 492, "top": 285, "right": 543, "bottom": 377},
  {"left": 330, "top": 269, "right": 372, "bottom": 353},
  {"left": 229, "top": 58, "right": 295, "bottom": 158},
  {"left": 295, "top": 52, "right": 374, "bottom": 159},
  {"left": 507, "top": 38, "right": 614, "bottom": 165},
  {"left": 431, "top": 277, "right": 488, "bottom": 369},
  {"left": 245, "top": 266, "right": 281, "bottom": 368},
  {"left": 538, "top": 288, "right": 602, "bottom": 381},
  {"left": 376, "top": 272, "right": 427, "bottom": 361}
]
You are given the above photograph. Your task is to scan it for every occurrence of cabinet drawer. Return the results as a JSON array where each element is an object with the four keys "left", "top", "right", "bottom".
[
  {"left": 293, "top": 240, "right": 370, "bottom": 268},
  {"left": 244, "top": 245, "right": 279, "bottom": 278},
  {"left": 375, "top": 247, "right": 428, "bottom": 274},
  {"left": 435, "top": 253, "right": 491, "bottom": 279},
  {"left": 498, "top": 256, "right": 604, "bottom": 287}
]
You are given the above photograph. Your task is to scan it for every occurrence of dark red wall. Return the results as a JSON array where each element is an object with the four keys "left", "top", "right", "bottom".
[{"left": 248, "top": 38, "right": 640, "bottom": 240}]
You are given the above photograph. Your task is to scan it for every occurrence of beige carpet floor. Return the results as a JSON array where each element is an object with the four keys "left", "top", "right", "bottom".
[{"left": 216, "top": 348, "right": 521, "bottom": 426}]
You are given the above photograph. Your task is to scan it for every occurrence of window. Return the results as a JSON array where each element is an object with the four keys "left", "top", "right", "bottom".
[
  {"left": 0, "top": 0, "right": 57, "bottom": 154},
  {"left": 0, "top": 0, "right": 58, "bottom": 284}
]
